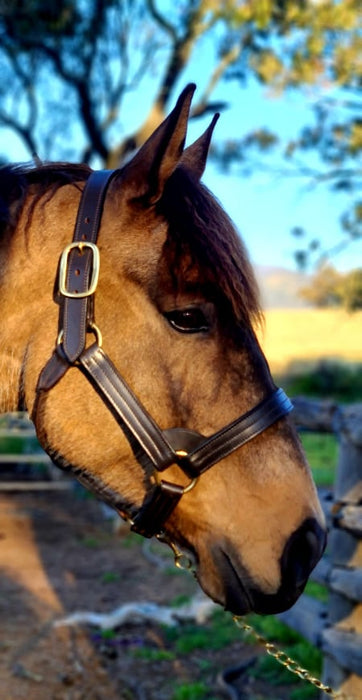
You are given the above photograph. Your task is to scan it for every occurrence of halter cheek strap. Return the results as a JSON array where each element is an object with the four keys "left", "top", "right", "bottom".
[{"left": 34, "top": 170, "right": 293, "bottom": 539}]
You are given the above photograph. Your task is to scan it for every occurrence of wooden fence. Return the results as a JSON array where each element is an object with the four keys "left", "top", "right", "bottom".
[
  {"left": 1, "top": 403, "right": 362, "bottom": 697},
  {"left": 0, "top": 412, "right": 72, "bottom": 490},
  {"left": 279, "top": 398, "right": 362, "bottom": 700}
]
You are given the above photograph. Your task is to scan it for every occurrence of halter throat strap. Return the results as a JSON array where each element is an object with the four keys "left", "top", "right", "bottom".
[{"left": 34, "top": 169, "right": 293, "bottom": 539}]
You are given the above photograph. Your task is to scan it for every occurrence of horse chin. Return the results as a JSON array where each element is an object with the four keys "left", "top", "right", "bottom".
[
  {"left": 195, "top": 547, "right": 254, "bottom": 616},
  {"left": 194, "top": 544, "right": 305, "bottom": 617}
]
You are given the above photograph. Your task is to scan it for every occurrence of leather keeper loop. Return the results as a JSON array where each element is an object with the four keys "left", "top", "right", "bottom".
[{"left": 130, "top": 481, "right": 183, "bottom": 538}]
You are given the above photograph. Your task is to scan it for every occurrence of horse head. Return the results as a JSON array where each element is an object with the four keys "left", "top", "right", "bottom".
[{"left": 0, "top": 84, "right": 326, "bottom": 615}]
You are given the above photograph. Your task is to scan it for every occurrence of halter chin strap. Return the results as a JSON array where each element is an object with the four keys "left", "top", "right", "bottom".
[{"left": 34, "top": 170, "right": 293, "bottom": 539}]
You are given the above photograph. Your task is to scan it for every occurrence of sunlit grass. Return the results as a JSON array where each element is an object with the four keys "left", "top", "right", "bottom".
[
  {"left": 300, "top": 431, "right": 337, "bottom": 487},
  {"left": 259, "top": 309, "right": 362, "bottom": 375}
]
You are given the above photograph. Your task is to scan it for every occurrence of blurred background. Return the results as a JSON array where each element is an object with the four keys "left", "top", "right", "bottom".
[
  {"left": 0, "top": 0, "right": 361, "bottom": 383},
  {"left": 0, "top": 2, "right": 361, "bottom": 699}
]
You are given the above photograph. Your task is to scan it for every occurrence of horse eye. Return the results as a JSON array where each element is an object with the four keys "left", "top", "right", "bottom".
[{"left": 164, "top": 308, "right": 210, "bottom": 333}]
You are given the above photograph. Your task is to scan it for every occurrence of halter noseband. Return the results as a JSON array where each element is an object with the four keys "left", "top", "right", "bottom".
[{"left": 34, "top": 170, "right": 293, "bottom": 539}]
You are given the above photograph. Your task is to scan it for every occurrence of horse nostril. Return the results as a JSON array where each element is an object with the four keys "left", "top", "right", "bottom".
[{"left": 281, "top": 519, "right": 327, "bottom": 591}]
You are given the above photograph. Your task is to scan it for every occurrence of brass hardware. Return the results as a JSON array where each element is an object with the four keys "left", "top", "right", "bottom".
[
  {"left": 88, "top": 322, "right": 103, "bottom": 347},
  {"left": 152, "top": 449, "right": 199, "bottom": 496},
  {"left": 59, "top": 242, "right": 100, "bottom": 298},
  {"left": 182, "top": 476, "right": 199, "bottom": 494},
  {"left": 233, "top": 618, "right": 352, "bottom": 699},
  {"left": 156, "top": 533, "right": 194, "bottom": 571},
  {"left": 57, "top": 322, "right": 103, "bottom": 349}
]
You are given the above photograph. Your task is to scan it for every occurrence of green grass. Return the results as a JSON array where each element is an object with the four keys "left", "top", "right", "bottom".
[
  {"left": 0, "top": 434, "right": 42, "bottom": 455},
  {"left": 284, "top": 361, "right": 362, "bottom": 403},
  {"left": 170, "top": 594, "right": 193, "bottom": 608},
  {"left": 165, "top": 610, "right": 240, "bottom": 654},
  {"left": 243, "top": 614, "right": 322, "bottom": 699},
  {"left": 163, "top": 611, "right": 322, "bottom": 700},
  {"left": 133, "top": 647, "right": 175, "bottom": 662},
  {"left": 304, "top": 580, "right": 328, "bottom": 603},
  {"left": 300, "top": 431, "right": 337, "bottom": 486},
  {"left": 100, "top": 571, "right": 120, "bottom": 584},
  {"left": 171, "top": 682, "right": 211, "bottom": 700},
  {"left": 81, "top": 536, "right": 100, "bottom": 548}
]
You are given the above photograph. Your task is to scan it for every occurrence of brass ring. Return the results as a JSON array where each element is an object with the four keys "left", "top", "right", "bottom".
[
  {"left": 182, "top": 476, "right": 199, "bottom": 494},
  {"left": 88, "top": 322, "right": 103, "bottom": 347},
  {"left": 152, "top": 469, "right": 199, "bottom": 495},
  {"left": 57, "top": 329, "right": 64, "bottom": 346},
  {"left": 56, "top": 323, "right": 102, "bottom": 349},
  {"left": 174, "top": 450, "right": 199, "bottom": 494}
]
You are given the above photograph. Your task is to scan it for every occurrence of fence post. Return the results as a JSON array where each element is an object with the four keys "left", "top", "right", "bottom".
[{"left": 321, "top": 403, "right": 362, "bottom": 699}]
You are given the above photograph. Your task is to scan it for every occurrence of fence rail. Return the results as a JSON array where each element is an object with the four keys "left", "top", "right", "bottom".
[{"left": 0, "top": 412, "right": 70, "bottom": 489}]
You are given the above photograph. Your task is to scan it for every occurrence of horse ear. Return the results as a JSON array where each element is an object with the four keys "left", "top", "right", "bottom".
[
  {"left": 121, "top": 83, "right": 196, "bottom": 204},
  {"left": 180, "top": 113, "right": 219, "bottom": 180}
]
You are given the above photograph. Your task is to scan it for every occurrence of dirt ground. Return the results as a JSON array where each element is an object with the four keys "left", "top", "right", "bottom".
[{"left": 0, "top": 486, "right": 310, "bottom": 700}]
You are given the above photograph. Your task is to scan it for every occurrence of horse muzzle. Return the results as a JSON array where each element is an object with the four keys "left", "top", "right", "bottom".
[{"left": 197, "top": 517, "right": 327, "bottom": 616}]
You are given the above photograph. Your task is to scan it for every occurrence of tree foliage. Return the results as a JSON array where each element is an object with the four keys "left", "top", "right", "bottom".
[
  {"left": 300, "top": 265, "right": 362, "bottom": 310},
  {"left": 0, "top": 0, "right": 360, "bottom": 264}
]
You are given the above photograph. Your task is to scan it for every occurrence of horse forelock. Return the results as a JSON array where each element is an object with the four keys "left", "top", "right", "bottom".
[{"left": 158, "top": 166, "right": 262, "bottom": 329}]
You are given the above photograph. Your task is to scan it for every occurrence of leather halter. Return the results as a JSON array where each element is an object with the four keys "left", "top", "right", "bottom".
[{"left": 34, "top": 170, "right": 293, "bottom": 538}]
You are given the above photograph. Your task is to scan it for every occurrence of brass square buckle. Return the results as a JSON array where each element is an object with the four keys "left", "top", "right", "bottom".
[{"left": 59, "top": 242, "right": 100, "bottom": 299}]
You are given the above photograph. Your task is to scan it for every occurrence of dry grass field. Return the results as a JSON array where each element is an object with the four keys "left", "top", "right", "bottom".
[{"left": 258, "top": 309, "right": 362, "bottom": 375}]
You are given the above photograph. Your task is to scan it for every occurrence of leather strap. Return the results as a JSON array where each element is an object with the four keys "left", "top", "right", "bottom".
[
  {"left": 35, "top": 167, "right": 294, "bottom": 540},
  {"left": 169, "top": 388, "right": 293, "bottom": 477},
  {"left": 130, "top": 481, "right": 184, "bottom": 538},
  {"left": 60, "top": 170, "right": 117, "bottom": 362},
  {"left": 78, "top": 344, "right": 176, "bottom": 471},
  {"left": 79, "top": 344, "right": 293, "bottom": 479}
]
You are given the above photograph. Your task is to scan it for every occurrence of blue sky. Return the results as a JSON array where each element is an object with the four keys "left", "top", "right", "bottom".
[
  {"left": 2, "top": 23, "right": 360, "bottom": 273},
  {"left": 180, "top": 75, "right": 360, "bottom": 273}
]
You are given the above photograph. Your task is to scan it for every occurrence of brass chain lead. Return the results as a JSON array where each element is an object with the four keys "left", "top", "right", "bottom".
[
  {"left": 154, "top": 535, "right": 354, "bottom": 700},
  {"left": 233, "top": 617, "right": 353, "bottom": 700}
]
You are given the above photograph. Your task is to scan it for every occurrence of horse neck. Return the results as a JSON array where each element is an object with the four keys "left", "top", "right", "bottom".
[
  {"left": 0, "top": 199, "right": 55, "bottom": 413},
  {"left": 0, "top": 183, "right": 84, "bottom": 414},
  {"left": 0, "top": 293, "right": 26, "bottom": 413},
  {"left": 0, "top": 236, "right": 30, "bottom": 412}
]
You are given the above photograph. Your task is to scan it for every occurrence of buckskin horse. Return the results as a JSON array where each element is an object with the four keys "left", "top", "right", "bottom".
[{"left": 0, "top": 84, "right": 326, "bottom": 616}]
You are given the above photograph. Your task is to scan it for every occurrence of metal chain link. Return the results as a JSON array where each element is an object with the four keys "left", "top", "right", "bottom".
[
  {"left": 160, "top": 536, "right": 354, "bottom": 700},
  {"left": 233, "top": 617, "right": 353, "bottom": 700}
]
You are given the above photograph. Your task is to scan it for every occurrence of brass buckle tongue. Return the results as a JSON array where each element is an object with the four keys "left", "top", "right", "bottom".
[{"left": 58, "top": 241, "right": 100, "bottom": 298}]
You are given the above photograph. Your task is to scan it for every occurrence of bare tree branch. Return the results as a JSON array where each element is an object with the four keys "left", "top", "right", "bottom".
[
  {"left": 191, "top": 44, "right": 240, "bottom": 118},
  {"left": 146, "top": 0, "right": 178, "bottom": 43}
]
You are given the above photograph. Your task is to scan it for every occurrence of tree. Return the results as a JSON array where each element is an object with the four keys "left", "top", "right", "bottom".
[
  {"left": 0, "top": 0, "right": 360, "bottom": 264},
  {"left": 0, "top": 0, "right": 245, "bottom": 165},
  {"left": 337, "top": 268, "right": 362, "bottom": 311},
  {"left": 207, "top": 1, "right": 361, "bottom": 268},
  {"left": 299, "top": 264, "right": 342, "bottom": 307},
  {"left": 300, "top": 264, "right": 362, "bottom": 310}
]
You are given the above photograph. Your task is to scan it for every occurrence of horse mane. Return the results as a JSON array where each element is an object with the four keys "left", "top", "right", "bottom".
[
  {"left": 0, "top": 161, "right": 261, "bottom": 328},
  {"left": 0, "top": 162, "right": 91, "bottom": 235}
]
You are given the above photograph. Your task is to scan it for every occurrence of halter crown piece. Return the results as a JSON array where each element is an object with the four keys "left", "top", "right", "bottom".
[{"left": 34, "top": 170, "right": 293, "bottom": 539}]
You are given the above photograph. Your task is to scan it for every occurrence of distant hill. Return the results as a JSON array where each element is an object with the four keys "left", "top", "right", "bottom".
[{"left": 255, "top": 266, "right": 311, "bottom": 309}]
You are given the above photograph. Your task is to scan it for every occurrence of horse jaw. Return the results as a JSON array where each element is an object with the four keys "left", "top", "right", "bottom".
[{"left": 161, "top": 419, "right": 326, "bottom": 616}]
